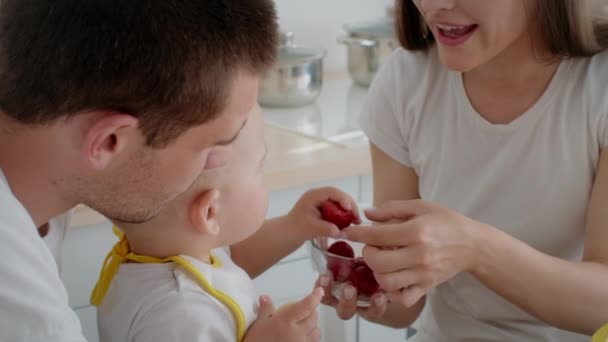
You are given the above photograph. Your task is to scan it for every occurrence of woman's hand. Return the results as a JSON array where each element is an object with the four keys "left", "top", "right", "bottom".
[
  {"left": 313, "top": 271, "right": 388, "bottom": 321},
  {"left": 344, "top": 200, "right": 484, "bottom": 307}
]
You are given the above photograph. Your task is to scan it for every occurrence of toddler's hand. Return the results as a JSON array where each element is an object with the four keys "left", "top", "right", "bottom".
[
  {"left": 244, "top": 288, "right": 324, "bottom": 342},
  {"left": 286, "top": 187, "right": 361, "bottom": 241}
]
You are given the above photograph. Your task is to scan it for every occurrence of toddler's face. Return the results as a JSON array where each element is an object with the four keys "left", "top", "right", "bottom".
[{"left": 213, "top": 104, "right": 269, "bottom": 246}]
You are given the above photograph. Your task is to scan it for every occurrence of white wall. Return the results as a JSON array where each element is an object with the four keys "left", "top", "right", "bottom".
[{"left": 274, "top": 0, "right": 394, "bottom": 72}]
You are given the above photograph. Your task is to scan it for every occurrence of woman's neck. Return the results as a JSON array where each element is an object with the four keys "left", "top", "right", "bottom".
[
  {"left": 462, "top": 31, "right": 561, "bottom": 124},
  {"left": 466, "top": 35, "right": 558, "bottom": 89}
]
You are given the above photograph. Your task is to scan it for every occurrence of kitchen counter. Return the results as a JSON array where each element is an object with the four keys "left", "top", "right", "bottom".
[{"left": 262, "top": 123, "right": 370, "bottom": 190}]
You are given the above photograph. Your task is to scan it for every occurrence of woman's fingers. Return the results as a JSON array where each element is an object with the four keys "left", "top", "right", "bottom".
[
  {"left": 387, "top": 285, "right": 427, "bottom": 308},
  {"left": 335, "top": 284, "right": 359, "bottom": 320}
]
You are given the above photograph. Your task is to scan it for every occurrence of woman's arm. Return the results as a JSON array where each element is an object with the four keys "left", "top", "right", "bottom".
[
  {"left": 347, "top": 148, "right": 608, "bottom": 335},
  {"left": 358, "top": 143, "right": 426, "bottom": 328},
  {"left": 469, "top": 148, "right": 608, "bottom": 334}
]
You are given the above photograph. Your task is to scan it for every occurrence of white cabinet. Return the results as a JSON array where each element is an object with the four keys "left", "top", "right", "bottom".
[
  {"left": 62, "top": 222, "right": 115, "bottom": 342},
  {"left": 253, "top": 258, "right": 317, "bottom": 307},
  {"left": 62, "top": 221, "right": 116, "bottom": 309},
  {"left": 358, "top": 175, "right": 373, "bottom": 205},
  {"left": 322, "top": 313, "right": 357, "bottom": 342}
]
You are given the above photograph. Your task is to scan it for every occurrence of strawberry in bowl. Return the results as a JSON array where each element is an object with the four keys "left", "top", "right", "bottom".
[{"left": 310, "top": 237, "right": 381, "bottom": 307}]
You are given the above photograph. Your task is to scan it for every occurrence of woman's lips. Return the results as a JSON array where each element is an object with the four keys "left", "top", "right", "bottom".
[{"left": 434, "top": 23, "right": 478, "bottom": 46}]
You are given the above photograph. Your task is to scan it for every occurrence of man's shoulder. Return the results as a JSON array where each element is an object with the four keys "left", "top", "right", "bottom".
[
  {"left": 0, "top": 180, "right": 36, "bottom": 233},
  {"left": 0, "top": 190, "right": 85, "bottom": 341}
]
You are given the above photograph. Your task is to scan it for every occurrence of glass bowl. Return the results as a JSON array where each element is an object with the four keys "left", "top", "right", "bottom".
[{"left": 310, "top": 237, "right": 381, "bottom": 307}]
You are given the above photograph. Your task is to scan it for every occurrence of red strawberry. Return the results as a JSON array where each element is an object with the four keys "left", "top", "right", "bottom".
[
  {"left": 327, "top": 257, "right": 354, "bottom": 282},
  {"left": 326, "top": 241, "right": 355, "bottom": 282},
  {"left": 321, "top": 200, "right": 355, "bottom": 229},
  {"left": 327, "top": 241, "right": 355, "bottom": 258},
  {"left": 349, "top": 259, "right": 380, "bottom": 297}
]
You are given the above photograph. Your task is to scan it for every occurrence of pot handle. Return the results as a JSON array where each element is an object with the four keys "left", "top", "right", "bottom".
[{"left": 337, "top": 36, "right": 377, "bottom": 47}]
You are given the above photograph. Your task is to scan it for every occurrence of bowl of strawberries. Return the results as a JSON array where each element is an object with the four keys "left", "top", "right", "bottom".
[
  {"left": 310, "top": 237, "right": 381, "bottom": 307},
  {"left": 311, "top": 200, "right": 381, "bottom": 307}
]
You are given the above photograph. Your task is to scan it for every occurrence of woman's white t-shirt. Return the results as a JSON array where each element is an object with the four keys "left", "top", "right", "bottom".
[{"left": 359, "top": 48, "right": 608, "bottom": 341}]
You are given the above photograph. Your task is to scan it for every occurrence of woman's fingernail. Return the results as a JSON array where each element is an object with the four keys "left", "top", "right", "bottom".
[
  {"left": 374, "top": 295, "right": 386, "bottom": 306},
  {"left": 339, "top": 231, "right": 347, "bottom": 239},
  {"left": 343, "top": 286, "right": 356, "bottom": 300},
  {"left": 320, "top": 275, "right": 330, "bottom": 287}
]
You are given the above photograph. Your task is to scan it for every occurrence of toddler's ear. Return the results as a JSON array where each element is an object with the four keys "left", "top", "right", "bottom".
[{"left": 189, "top": 189, "right": 221, "bottom": 236}]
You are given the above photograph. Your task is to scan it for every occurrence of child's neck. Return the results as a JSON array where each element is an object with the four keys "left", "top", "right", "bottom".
[{"left": 120, "top": 223, "right": 217, "bottom": 265}]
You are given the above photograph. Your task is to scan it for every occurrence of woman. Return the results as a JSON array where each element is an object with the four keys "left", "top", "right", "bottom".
[{"left": 317, "top": 0, "right": 608, "bottom": 340}]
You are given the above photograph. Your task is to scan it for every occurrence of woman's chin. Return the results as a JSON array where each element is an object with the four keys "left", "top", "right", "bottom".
[{"left": 437, "top": 50, "right": 481, "bottom": 73}]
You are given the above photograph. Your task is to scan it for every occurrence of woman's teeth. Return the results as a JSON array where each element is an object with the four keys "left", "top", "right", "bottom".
[{"left": 436, "top": 24, "right": 476, "bottom": 38}]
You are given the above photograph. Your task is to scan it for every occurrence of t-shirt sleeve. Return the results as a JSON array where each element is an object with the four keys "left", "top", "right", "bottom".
[
  {"left": 588, "top": 51, "right": 608, "bottom": 150},
  {"left": 599, "top": 111, "right": 608, "bottom": 150},
  {"left": 0, "top": 193, "right": 85, "bottom": 342},
  {"left": 358, "top": 49, "right": 414, "bottom": 167},
  {"left": 132, "top": 291, "right": 235, "bottom": 342},
  {"left": 599, "top": 95, "right": 608, "bottom": 150}
]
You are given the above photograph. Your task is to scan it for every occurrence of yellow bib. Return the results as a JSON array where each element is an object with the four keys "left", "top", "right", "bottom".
[
  {"left": 90, "top": 227, "right": 247, "bottom": 342},
  {"left": 592, "top": 323, "right": 608, "bottom": 342}
]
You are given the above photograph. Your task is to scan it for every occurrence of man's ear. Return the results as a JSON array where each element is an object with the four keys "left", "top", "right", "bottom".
[
  {"left": 81, "top": 113, "right": 140, "bottom": 170},
  {"left": 189, "top": 189, "right": 221, "bottom": 236}
]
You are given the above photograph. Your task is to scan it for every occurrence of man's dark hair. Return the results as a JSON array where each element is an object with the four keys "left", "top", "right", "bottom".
[{"left": 0, "top": 0, "right": 278, "bottom": 146}]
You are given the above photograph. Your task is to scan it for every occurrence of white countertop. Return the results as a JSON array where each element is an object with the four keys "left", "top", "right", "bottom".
[
  {"left": 71, "top": 74, "right": 372, "bottom": 228},
  {"left": 263, "top": 73, "right": 370, "bottom": 147}
]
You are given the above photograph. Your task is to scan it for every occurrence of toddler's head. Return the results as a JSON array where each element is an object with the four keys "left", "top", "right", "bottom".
[{"left": 114, "top": 105, "right": 269, "bottom": 259}]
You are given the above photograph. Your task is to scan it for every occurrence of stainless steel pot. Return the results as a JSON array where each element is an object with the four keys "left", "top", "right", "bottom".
[
  {"left": 259, "top": 32, "right": 326, "bottom": 108},
  {"left": 338, "top": 18, "right": 398, "bottom": 87}
]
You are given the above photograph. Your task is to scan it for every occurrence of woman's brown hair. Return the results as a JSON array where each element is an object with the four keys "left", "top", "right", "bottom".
[{"left": 395, "top": 0, "right": 608, "bottom": 57}]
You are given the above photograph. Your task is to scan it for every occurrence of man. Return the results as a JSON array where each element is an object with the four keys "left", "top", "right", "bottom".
[{"left": 0, "top": 1, "right": 278, "bottom": 341}]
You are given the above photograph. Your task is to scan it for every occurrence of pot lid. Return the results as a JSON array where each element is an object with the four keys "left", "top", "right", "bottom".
[
  {"left": 278, "top": 46, "right": 325, "bottom": 64},
  {"left": 276, "top": 31, "right": 325, "bottom": 64},
  {"left": 344, "top": 18, "right": 395, "bottom": 39}
]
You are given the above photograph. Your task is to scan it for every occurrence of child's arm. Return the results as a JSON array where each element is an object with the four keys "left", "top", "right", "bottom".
[
  {"left": 231, "top": 187, "right": 360, "bottom": 278},
  {"left": 244, "top": 287, "right": 324, "bottom": 342}
]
